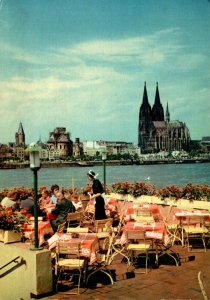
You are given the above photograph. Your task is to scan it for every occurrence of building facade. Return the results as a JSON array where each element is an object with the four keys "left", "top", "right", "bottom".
[
  {"left": 47, "top": 127, "right": 73, "bottom": 157},
  {"left": 138, "top": 82, "right": 191, "bottom": 151}
]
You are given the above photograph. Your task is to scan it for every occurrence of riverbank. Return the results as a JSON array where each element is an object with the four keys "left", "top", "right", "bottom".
[{"left": 0, "top": 157, "right": 210, "bottom": 169}]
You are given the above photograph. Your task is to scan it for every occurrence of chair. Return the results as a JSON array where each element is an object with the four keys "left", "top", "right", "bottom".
[
  {"left": 57, "top": 222, "right": 66, "bottom": 233},
  {"left": 133, "top": 208, "right": 154, "bottom": 223},
  {"left": 92, "top": 218, "right": 113, "bottom": 251},
  {"left": 163, "top": 219, "right": 182, "bottom": 246},
  {"left": 93, "top": 218, "right": 113, "bottom": 237},
  {"left": 55, "top": 241, "right": 85, "bottom": 294},
  {"left": 80, "top": 203, "right": 95, "bottom": 227},
  {"left": 67, "top": 211, "right": 83, "bottom": 228},
  {"left": 126, "top": 230, "right": 152, "bottom": 274},
  {"left": 86, "top": 231, "right": 115, "bottom": 286},
  {"left": 183, "top": 225, "right": 208, "bottom": 252}
]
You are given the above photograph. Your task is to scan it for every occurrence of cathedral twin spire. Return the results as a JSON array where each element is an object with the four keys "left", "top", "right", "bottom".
[{"left": 140, "top": 82, "right": 169, "bottom": 122}]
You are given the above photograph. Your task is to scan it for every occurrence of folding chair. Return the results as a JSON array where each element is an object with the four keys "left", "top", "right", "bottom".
[
  {"left": 183, "top": 225, "right": 208, "bottom": 252},
  {"left": 55, "top": 241, "right": 86, "bottom": 294},
  {"left": 126, "top": 230, "right": 152, "bottom": 274},
  {"left": 86, "top": 231, "right": 115, "bottom": 286},
  {"left": 80, "top": 203, "right": 95, "bottom": 228},
  {"left": 133, "top": 208, "right": 154, "bottom": 223},
  {"left": 67, "top": 211, "right": 83, "bottom": 228}
]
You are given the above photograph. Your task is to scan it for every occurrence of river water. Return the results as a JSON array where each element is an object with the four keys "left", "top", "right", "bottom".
[{"left": 0, "top": 163, "right": 209, "bottom": 190}]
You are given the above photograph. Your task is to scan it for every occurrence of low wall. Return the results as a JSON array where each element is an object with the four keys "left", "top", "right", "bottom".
[
  {"left": 0, "top": 242, "right": 52, "bottom": 300},
  {"left": 108, "top": 193, "right": 210, "bottom": 211}
]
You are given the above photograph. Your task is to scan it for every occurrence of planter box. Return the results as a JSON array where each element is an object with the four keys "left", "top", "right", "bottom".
[{"left": 0, "top": 229, "right": 22, "bottom": 244}]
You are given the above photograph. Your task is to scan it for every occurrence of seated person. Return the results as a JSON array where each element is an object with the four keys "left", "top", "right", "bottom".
[
  {"left": 50, "top": 192, "right": 75, "bottom": 233},
  {"left": 51, "top": 184, "right": 59, "bottom": 204},
  {"left": 20, "top": 191, "right": 34, "bottom": 215},
  {"left": 39, "top": 190, "right": 53, "bottom": 210},
  {"left": 1, "top": 190, "right": 18, "bottom": 210},
  {"left": 64, "top": 191, "right": 83, "bottom": 211}
]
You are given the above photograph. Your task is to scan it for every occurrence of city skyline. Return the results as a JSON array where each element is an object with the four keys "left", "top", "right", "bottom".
[{"left": 0, "top": 0, "right": 210, "bottom": 145}]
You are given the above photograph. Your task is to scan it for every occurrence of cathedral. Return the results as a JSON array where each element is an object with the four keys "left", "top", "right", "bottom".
[{"left": 138, "top": 82, "right": 191, "bottom": 151}]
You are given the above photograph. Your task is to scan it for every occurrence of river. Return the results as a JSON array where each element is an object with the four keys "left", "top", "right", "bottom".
[{"left": 0, "top": 163, "right": 209, "bottom": 190}]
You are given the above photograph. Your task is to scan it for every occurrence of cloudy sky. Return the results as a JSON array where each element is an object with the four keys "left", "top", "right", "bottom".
[{"left": 0, "top": 0, "right": 210, "bottom": 145}]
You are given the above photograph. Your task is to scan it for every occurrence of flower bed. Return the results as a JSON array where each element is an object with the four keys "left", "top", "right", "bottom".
[
  {"left": 0, "top": 206, "right": 30, "bottom": 233},
  {"left": 0, "top": 182, "right": 209, "bottom": 203}
]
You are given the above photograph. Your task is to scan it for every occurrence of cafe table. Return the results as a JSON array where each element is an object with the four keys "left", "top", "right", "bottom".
[
  {"left": 125, "top": 203, "right": 162, "bottom": 222},
  {"left": 23, "top": 221, "right": 54, "bottom": 246},
  {"left": 121, "top": 221, "right": 179, "bottom": 266},
  {"left": 48, "top": 232, "right": 99, "bottom": 265},
  {"left": 121, "top": 221, "right": 169, "bottom": 244}
]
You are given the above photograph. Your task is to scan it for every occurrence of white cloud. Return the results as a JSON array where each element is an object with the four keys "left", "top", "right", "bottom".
[{"left": 0, "top": 27, "right": 209, "bottom": 143}]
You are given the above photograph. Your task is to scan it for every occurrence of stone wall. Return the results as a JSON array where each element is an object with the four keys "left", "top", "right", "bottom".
[
  {"left": 0, "top": 242, "right": 52, "bottom": 300},
  {"left": 108, "top": 193, "right": 210, "bottom": 210}
]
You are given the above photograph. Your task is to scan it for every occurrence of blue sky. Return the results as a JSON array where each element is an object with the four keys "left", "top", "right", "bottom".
[{"left": 0, "top": 0, "right": 210, "bottom": 145}]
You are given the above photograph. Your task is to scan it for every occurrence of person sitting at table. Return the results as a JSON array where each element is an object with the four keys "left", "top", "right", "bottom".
[
  {"left": 20, "top": 190, "right": 34, "bottom": 215},
  {"left": 64, "top": 190, "right": 83, "bottom": 212},
  {"left": 1, "top": 190, "right": 18, "bottom": 209},
  {"left": 39, "top": 190, "right": 53, "bottom": 210},
  {"left": 50, "top": 191, "right": 75, "bottom": 233},
  {"left": 51, "top": 184, "right": 59, "bottom": 204},
  {"left": 87, "top": 170, "right": 107, "bottom": 220}
]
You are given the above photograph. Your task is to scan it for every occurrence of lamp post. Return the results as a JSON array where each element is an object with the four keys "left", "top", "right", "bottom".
[
  {"left": 101, "top": 148, "right": 107, "bottom": 194},
  {"left": 28, "top": 143, "right": 42, "bottom": 250}
]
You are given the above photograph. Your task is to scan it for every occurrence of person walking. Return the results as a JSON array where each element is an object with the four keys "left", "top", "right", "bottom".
[{"left": 87, "top": 170, "right": 107, "bottom": 220}]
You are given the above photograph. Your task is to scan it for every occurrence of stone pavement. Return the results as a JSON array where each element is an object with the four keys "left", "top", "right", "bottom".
[{"left": 37, "top": 244, "right": 210, "bottom": 300}]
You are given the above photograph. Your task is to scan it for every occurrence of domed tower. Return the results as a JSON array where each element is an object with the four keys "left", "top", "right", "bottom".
[
  {"left": 138, "top": 82, "right": 155, "bottom": 149},
  {"left": 151, "top": 82, "right": 164, "bottom": 121}
]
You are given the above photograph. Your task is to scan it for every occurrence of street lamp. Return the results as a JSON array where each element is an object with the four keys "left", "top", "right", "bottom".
[
  {"left": 28, "top": 142, "right": 42, "bottom": 250},
  {"left": 101, "top": 147, "right": 107, "bottom": 194}
]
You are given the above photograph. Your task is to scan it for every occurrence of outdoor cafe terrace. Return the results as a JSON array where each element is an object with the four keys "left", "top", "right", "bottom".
[{"left": 0, "top": 184, "right": 210, "bottom": 300}]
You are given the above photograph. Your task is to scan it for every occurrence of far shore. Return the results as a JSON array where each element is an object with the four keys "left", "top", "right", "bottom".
[{"left": 0, "top": 157, "right": 210, "bottom": 169}]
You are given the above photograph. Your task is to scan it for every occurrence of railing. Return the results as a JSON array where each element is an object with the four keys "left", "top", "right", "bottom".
[{"left": 0, "top": 256, "right": 25, "bottom": 278}]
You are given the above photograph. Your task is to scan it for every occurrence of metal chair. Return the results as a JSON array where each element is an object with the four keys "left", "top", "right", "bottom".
[
  {"left": 55, "top": 241, "right": 85, "bottom": 294},
  {"left": 86, "top": 230, "right": 115, "bottom": 286},
  {"left": 67, "top": 211, "right": 83, "bottom": 228},
  {"left": 126, "top": 230, "right": 152, "bottom": 274}
]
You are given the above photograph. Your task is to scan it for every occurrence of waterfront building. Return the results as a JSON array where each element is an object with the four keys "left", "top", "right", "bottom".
[
  {"left": 47, "top": 127, "right": 73, "bottom": 157},
  {"left": 73, "top": 138, "right": 83, "bottom": 157},
  {"left": 201, "top": 136, "right": 210, "bottom": 152},
  {"left": 37, "top": 139, "right": 49, "bottom": 160},
  {"left": 138, "top": 82, "right": 191, "bottom": 151},
  {"left": 83, "top": 140, "right": 140, "bottom": 157}
]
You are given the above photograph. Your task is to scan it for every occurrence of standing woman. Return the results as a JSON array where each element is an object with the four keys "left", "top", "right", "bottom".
[{"left": 87, "top": 170, "right": 107, "bottom": 220}]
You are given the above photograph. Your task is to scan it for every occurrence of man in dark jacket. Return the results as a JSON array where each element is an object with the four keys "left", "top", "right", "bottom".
[{"left": 50, "top": 192, "right": 75, "bottom": 232}]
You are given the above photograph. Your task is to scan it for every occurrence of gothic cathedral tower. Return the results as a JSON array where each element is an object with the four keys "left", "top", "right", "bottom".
[{"left": 138, "top": 82, "right": 155, "bottom": 149}]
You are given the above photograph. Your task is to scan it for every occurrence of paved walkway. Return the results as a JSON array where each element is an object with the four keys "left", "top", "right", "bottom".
[{"left": 37, "top": 244, "right": 210, "bottom": 300}]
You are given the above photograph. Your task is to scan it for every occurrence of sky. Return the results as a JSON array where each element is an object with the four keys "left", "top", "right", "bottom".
[{"left": 0, "top": 0, "right": 210, "bottom": 145}]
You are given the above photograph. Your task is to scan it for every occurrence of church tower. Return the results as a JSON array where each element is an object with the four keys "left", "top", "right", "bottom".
[
  {"left": 165, "top": 102, "right": 170, "bottom": 122},
  {"left": 15, "top": 122, "right": 25, "bottom": 146},
  {"left": 151, "top": 82, "right": 164, "bottom": 121},
  {"left": 138, "top": 82, "right": 155, "bottom": 148}
]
